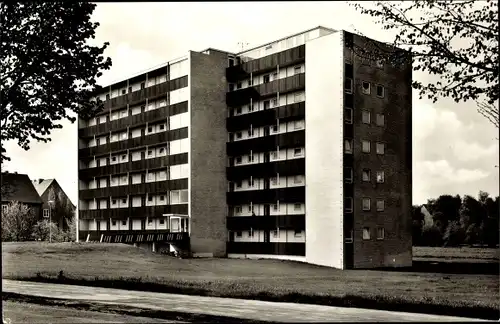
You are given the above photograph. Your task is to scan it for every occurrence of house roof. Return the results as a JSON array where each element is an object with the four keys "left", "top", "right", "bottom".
[
  {"left": 32, "top": 178, "right": 54, "bottom": 197},
  {"left": 1, "top": 172, "right": 43, "bottom": 204}
]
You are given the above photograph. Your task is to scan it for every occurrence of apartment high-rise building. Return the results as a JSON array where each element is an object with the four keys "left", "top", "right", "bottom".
[{"left": 78, "top": 26, "right": 412, "bottom": 269}]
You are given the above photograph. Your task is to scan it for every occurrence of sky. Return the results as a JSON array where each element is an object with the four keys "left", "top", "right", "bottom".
[{"left": 2, "top": 2, "right": 499, "bottom": 206}]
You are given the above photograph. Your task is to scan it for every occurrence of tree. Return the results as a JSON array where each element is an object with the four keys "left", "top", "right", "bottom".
[
  {"left": 47, "top": 187, "right": 76, "bottom": 231},
  {"left": 1, "top": 201, "right": 38, "bottom": 242},
  {"left": 31, "top": 219, "right": 59, "bottom": 242},
  {"left": 351, "top": 1, "right": 499, "bottom": 128},
  {"left": 0, "top": 2, "right": 112, "bottom": 162},
  {"left": 443, "top": 220, "right": 465, "bottom": 247}
]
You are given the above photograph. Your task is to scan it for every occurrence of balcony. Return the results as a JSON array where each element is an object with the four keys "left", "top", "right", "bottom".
[
  {"left": 93, "top": 76, "right": 188, "bottom": 115},
  {"left": 226, "top": 158, "right": 304, "bottom": 181},
  {"left": 226, "top": 186, "right": 305, "bottom": 205},
  {"left": 226, "top": 73, "right": 305, "bottom": 107},
  {"left": 226, "top": 102, "right": 305, "bottom": 132},
  {"left": 79, "top": 153, "right": 188, "bottom": 179},
  {"left": 227, "top": 242, "right": 305, "bottom": 256},
  {"left": 79, "top": 204, "right": 189, "bottom": 220},
  {"left": 79, "top": 101, "right": 188, "bottom": 138},
  {"left": 226, "top": 130, "right": 304, "bottom": 157},
  {"left": 226, "top": 214, "right": 305, "bottom": 231},
  {"left": 79, "top": 178, "right": 188, "bottom": 200},
  {"left": 78, "top": 127, "right": 188, "bottom": 158},
  {"left": 226, "top": 45, "right": 305, "bottom": 83}
]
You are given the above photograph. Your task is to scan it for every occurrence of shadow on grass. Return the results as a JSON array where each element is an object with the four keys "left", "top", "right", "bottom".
[
  {"left": 367, "top": 261, "right": 499, "bottom": 275},
  {"left": 2, "top": 291, "right": 271, "bottom": 323},
  {"left": 10, "top": 274, "right": 499, "bottom": 320}
]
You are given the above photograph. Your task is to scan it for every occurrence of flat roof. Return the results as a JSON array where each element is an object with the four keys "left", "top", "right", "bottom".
[{"left": 236, "top": 25, "right": 337, "bottom": 55}]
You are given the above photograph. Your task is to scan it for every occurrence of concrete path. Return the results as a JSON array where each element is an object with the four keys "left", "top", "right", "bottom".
[{"left": 2, "top": 279, "right": 489, "bottom": 322}]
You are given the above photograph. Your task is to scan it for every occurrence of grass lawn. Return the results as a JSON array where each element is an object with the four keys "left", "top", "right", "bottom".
[
  {"left": 2, "top": 242, "right": 499, "bottom": 319},
  {"left": 413, "top": 246, "right": 499, "bottom": 261}
]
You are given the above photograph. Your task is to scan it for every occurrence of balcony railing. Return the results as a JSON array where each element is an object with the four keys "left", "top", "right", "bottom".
[
  {"left": 79, "top": 101, "right": 188, "bottom": 138},
  {"left": 226, "top": 102, "right": 305, "bottom": 132},
  {"left": 226, "top": 45, "right": 305, "bottom": 83},
  {"left": 226, "top": 186, "right": 305, "bottom": 205},
  {"left": 79, "top": 178, "right": 188, "bottom": 200},
  {"left": 79, "top": 229, "right": 189, "bottom": 244},
  {"left": 226, "top": 73, "right": 305, "bottom": 107},
  {"left": 226, "top": 130, "right": 304, "bottom": 157},
  {"left": 226, "top": 214, "right": 305, "bottom": 230},
  {"left": 226, "top": 158, "right": 305, "bottom": 181},
  {"left": 79, "top": 127, "right": 188, "bottom": 158},
  {"left": 227, "top": 242, "right": 305, "bottom": 256},
  {"left": 79, "top": 204, "right": 189, "bottom": 220}
]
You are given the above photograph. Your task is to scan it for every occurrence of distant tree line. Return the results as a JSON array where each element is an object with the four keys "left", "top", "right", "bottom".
[{"left": 413, "top": 191, "right": 499, "bottom": 248}]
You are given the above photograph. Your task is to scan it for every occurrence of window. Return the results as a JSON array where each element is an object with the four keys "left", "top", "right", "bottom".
[
  {"left": 106, "top": 94, "right": 110, "bottom": 100},
  {"left": 121, "top": 89, "right": 126, "bottom": 95},
  {"left": 228, "top": 58, "right": 235, "bottom": 67},
  {"left": 148, "top": 196, "right": 153, "bottom": 202},
  {"left": 294, "top": 230, "right": 302, "bottom": 237},
  {"left": 121, "top": 154, "right": 127, "bottom": 161},
  {"left": 272, "top": 124, "right": 278, "bottom": 132},
  {"left": 376, "top": 199, "right": 385, "bottom": 211},
  {"left": 263, "top": 100, "right": 270, "bottom": 110},
  {"left": 236, "top": 107, "right": 242, "bottom": 114},
  {"left": 248, "top": 204, "right": 254, "bottom": 212},
  {"left": 272, "top": 230, "right": 279, "bottom": 238},
  {"left": 363, "top": 227, "right": 371, "bottom": 240},
  {"left": 263, "top": 75, "right": 270, "bottom": 83},
  {"left": 345, "top": 230, "right": 353, "bottom": 243},
  {"left": 160, "top": 195, "right": 165, "bottom": 201},
  {"left": 344, "top": 167, "right": 353, "bottom": 183},
  {"left": 148, "top": 150, "right": 153, "bottom": 156},
  {"left": 294, "top": 148, "right": 303, "bottom": 156},
  {"left": 345, "top": 108, "right": 353, "bottom": 124},
  {"left": 112, "top": 156, "right": 117, "bottom": 162},
  {"left": 112, "top": 199, "right": 117, "bottom": 205},
  {"left": 376, "top": 171, "right": 385, "bottom": 183},
  {"left": 362, "top": 110, "right": 371, "bottom": 124},
  {"left": 344, "top": 139, "right": 353, "bottom": 154},
  {"left": 344, "top": 197, "right": 353, "bottom": 213},
  {"left": 362, "top": 140, "right": 371, "bottom": 153},
  {"left": 249, "top": 178, "right": 255, "bottom": 187},
  {"left": 235, "top": 156, "right": 242, "bottom": 164},
  {"left": 273, "top": 204, "right": 279, "bottom": 211},
  {"left": 147, "top": 173, "right": 154, "bottom": 180},
  {"left": 294, "top": 203, "right": 301, "bottom": 211},
  {"left": 122, "top": 220, "right": 126, "bottom": 226},
  {"left": 128, "top": 87, "right": 132, "bottom": 93},
  {"left": 377, "top": 227, "right": 385, "bottom": 240},
  {"left": 272, "top": 98, "right": 278, "bottom": 107},
  {"left": 248, "top": 128, "right": 254, "bottom": 137},
  {"left": 376, "top": 142, "right": 385, "bottom": 155},
  {"left": 294, "top": 120, "right": 303, "bottom": 130},
  {"left": 376, "top": 85, "right": 385, "bottom": 98},
  {"left": 112, "top": 220, "right": 117, "bottom": 226},
  {"left": 148, "top": 126, "right": 153, "bottom": 133},
  {"left": 43, "top": 209, "right": 49, "bottom": 218},
  {"left": 376, "top": 113, "right": 385, "bottom": 127},
  {"left": 362, "top": 169, "right": 371, "bottom": 182},
  {"left": 159, "top": 124, "right": 165, "bottom": 130},
  {"left": 271, "top": 177, "right": 278, "bottom": 185},
  {"left": 237, "top": 82, "right": 242, "bottom": 89},
  {"left": 148, "top": 219, "right": 153, "bottom": 224},
  {"left": 272, "top": 72, "right": 278, "bottom": 80},
  {"left": 362, "top": 198, "right": 371, "bottom": 211},
  {"left": 159, "top": 148, "right": 165, "bottom": 154},
  {"left": 271, "top": 151, "right": 278, "bottom": 159},
  {"left": 122, "top": 198, "right": 126, "bottom": 204},
  {"left": 236, "top": 132, "right": 242, "bottom": 139},
  {"left": 140, "top": 82, "right": 145, "bottom": 89},
  {"left": 344, "top": 78, "right": 353, "bottom": 94},
  {"left": 236, "top": 231, "right": 242, "bottom": 237},
  {"left": 294, "top": 66, "right": 301, "bottom": 74},
  {"left": 235, "top": 181, "right": 242, "bottom": 188},
  {"left": 293, "top": 175, "right": 302, "bottom": 184},
  {"left": 160, "top": 219, "right": 165, "bottom": 225},
  {"left": 248, "top": 154, "right": 255, "bottom": 163},
  {"left": 248, "top": 229, "right": 254, "bottom": 237},
  {"left": 362, "top": 81, "right": 371, "bottom": 95}
]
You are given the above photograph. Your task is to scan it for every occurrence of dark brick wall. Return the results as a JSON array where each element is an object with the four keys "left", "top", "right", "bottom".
[
  {"left": 189, "top": 50, "right": 229, "bottom": 257},
  {"left": 349, "top": 34, "right": 412, "bottom": 268}
]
